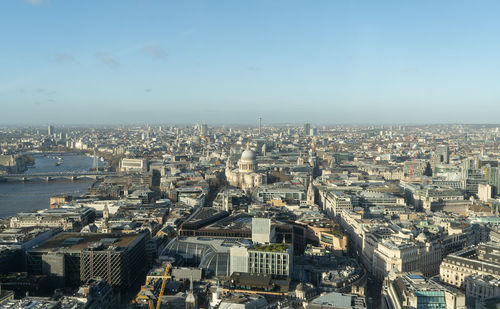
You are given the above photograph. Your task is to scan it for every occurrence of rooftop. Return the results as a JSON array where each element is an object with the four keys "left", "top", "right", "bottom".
[
  {"left": 30, "top": 232, "right": 143, "bottom": 252},
  {"left": 251, "top": 243, "right": 290, "bottom": 252},
  {"left": 200, "top": 213, "right": 253, "bottom": 231},
  {"left": 310, "top": 292, "right": 366, "bottom": 309}
]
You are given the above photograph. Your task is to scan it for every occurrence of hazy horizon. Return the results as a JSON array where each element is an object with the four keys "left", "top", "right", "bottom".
[
  {"left": 2, "top": 1, "right": 500, "bottom": 124},
  {"left": 2, "top": 122, "right": 500, "bottom": 128}
]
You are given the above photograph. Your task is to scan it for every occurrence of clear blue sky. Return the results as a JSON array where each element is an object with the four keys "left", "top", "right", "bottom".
[{"left": 1, "top": 0, "right": 500, "bottom": 125}]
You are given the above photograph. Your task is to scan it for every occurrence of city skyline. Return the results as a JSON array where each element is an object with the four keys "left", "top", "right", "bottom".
[
  {"left": 2, "top": 0, "right": 500, "bottom": 124},
  {"left": 3, "top": 1, "right": 500, "bottom": 308},
  {"left": 1, "top": 118, "right": 500, "bottom": 307}
]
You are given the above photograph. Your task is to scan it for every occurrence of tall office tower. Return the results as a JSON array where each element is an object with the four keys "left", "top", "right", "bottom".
[
  {"left": 310, "top": 127, "right": 317, "bottom": 136},
  {"left": 485, "top": 166, "right": 500, "bottom": 196},
  {"left": 436, "top": 145, "right": 449, "bottom": 164},
  {"left": 303, "top": 123, "right": 311, "bottom": 136},
  {"left": 47, "top": 125, "right": 54, "bottom": 136},
  {"left": 200, "top": 123, "right": 208, "bottom": 137},
  {"left": 258, "top": 117, "right": 262, "bottom": 135}
]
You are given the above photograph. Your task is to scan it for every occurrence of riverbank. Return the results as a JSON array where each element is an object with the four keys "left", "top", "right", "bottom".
[{"left": 0, "top": 153, "right": 98, "bottom": 218}]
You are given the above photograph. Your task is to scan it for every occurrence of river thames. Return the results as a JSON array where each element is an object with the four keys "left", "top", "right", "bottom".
[{"left": 0, "top": 154, "right": 101, "bottom": 218}]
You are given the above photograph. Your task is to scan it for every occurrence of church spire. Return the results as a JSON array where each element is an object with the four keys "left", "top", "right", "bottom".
[{"left": 307, "top": 176, "right": 315, "bottom": 205}]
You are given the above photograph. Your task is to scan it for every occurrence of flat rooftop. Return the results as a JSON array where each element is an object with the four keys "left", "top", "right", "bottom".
[
  {"left": 200, "top": 213, "right": 252, "bottom": 231},
  {"left": 30, "top": 232, "right": 142, "bottom": 252},
  {"left": 310, "top": 292, "right": 366, "bottom": 309},
  {"left": 251, "top": 243, "right": 290, "bottom": 252}
]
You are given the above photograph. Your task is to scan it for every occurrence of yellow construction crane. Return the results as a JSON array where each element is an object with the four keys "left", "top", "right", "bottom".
[{"left": 155, "top": 263, "right": 171, "bottom": 309}]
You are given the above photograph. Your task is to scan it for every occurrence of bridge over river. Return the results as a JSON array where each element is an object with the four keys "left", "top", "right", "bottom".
[{"left": 0, "top": 171, "right": 120, "bottom": 182}]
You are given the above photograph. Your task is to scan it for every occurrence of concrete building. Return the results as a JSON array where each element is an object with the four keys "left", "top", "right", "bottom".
[
  {"left": 440, "top": 242, "right": 500, "bottom": 289},
  {"left": 248, "top": 243, "right": 292, "bottom": 277},
  {"left": 119, "top": 158, "right": 148, "bottom": 172},
  {"left": 303, "top": 123, "right": 311, "bottom": 137},
  {"left": 27, "top": 232, "right": 148, "bottom": 289},
  {"left": 307, "top": 292, "right": 366, "bottom": 309},
  {"left": 230, "top": 242, "right": 293, "bottom": 277},
  {"left": 478, "top": 183, "right": 493, "bottom": 202},
  {"left": 200, "top": 123, "right": 208, "bottom": 137},
  {"left": 253, "top": 183, "right": 307, "bottom": 205},
  {"left": 323, "top": 191, "right": 353, "bottom": 218},
  {"left": 10, "top": 207, "right": 95, "bottom": 231},
  {"left": 435, "top": 145, "right": 450, "bottom": 164},
  {"left": 382, "top": 272, "right": 465, "bottom": 309},
  {"left": 221, "top": 272, "right": 289, "bottom": 296},
  {"left": 401, "top": 183, "right": 465, "bottom": 212},
  {"left": 164, "top": 237, "right": 237, "bottom": 277},
  {"left": 465, "top": 275, "right": 500, "bottom": 307},
  {"left": 372, "top": 238, "right": 442, "bottom": 279},
  {"left": 251, "top": 218, "right": 275, "bottom": 244},
  {"left": 230, "top": 245, "right": 249, "bottom": 275},
  {"left": 0, "top": 154, "right": 27, "bottom": 174}
]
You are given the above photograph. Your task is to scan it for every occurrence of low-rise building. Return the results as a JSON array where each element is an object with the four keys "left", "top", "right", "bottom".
[
  {"left": 307, "top": 292, "right": 366, "bottom": 309},
  {"left": 10, "top": 207, "right": 95, "bottom": 231},
  {"left": 382, "top": 272, "right": 465, "bottom": 309},
  {"left": 230, "top": 242, "right": 293, "bottom": 277},
  {"left": 440, "top": 242, "right": 500, "bottom": 289},
  {"left": 119, "top": 158, "right": 148, "bottom": 172}
]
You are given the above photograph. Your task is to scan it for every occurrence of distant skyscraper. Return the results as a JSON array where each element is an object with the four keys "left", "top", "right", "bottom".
[
  {"left": 436, "top": 145, "right": 449, "bottom": 164},
  {"left": 258, "top": 117, "right": 262, "bottom": 135},
  {"left": 310, "top": 127, "right": 317, "bottom": 136},
  {"left": 200, "top": 123, "right": 208, "bottom": 137},
  {"left": 303, "top": 123, "right": 310, "bottom": 136},
  {"left": 47, "top": 125, "right": 54, "bottom": 136}
]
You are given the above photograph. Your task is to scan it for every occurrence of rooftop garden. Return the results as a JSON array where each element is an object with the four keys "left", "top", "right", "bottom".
[
  {"left": 329, "top": 228, "right": 343, "bottom": 237},
  {"left": 252, "top": 243, "right": 290, "bottom": 252}
]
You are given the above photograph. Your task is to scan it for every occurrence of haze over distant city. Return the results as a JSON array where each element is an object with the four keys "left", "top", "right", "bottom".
[{"left": 1, "top": 0, "right": 500, "bottom": 124}]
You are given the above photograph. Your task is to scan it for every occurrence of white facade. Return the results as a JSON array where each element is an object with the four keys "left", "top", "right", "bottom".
[
  {"left": 229, "top": 246, "right": 249, "bottom": 275},
  {"left": 382, "top": 272, "right": 466, "bottom": 309},
  {"left": 478, "top": 183, "right": 492, "bottom": 202},
  {"left": 440, "top": 253, "right": 500, "bottom": 288},
  {"left": 225, "top": 149, "right": 266, "bottom": 192},
  {"left": 324, "top": 192, "right": 353, "bottom": 218},
  {"left": 465, "top": 275, "right": 500, "bottom": 303},
  {"left": 228, "top": 243, "right": 293, "bottom": 277},
  {"left": 251, "top": 218, "right": 275, "bottom": 244},
  {"left": 248, "top": 246, "right": 292, "bottom": 277},
  {"left": 120, "top": 158, "right": 148, "bottom": 172}
]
